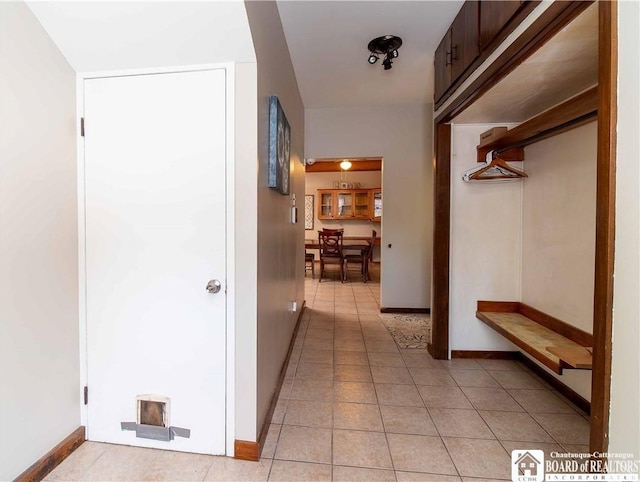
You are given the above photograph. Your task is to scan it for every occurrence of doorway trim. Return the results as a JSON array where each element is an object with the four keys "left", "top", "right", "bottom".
[{"left": 76, "top": 63, "right": 237, "bottom": 456}]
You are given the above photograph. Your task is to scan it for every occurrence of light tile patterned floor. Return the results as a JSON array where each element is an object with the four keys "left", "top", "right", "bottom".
[{"left": 47, "top": 267, "right": 590, "bottom": 481}]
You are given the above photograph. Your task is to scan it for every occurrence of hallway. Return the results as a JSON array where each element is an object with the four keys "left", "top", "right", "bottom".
[{"left": 46, "top": 269, "right": 590, "bottom": 481}]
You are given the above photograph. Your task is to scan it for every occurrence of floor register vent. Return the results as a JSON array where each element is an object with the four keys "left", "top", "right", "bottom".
[{"left": 121, "top": 394, "right": 190, "bottom": 441}]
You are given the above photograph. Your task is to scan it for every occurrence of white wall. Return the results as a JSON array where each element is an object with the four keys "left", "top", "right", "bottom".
[
  {"left": 449, "top": 124, "right": 522, "bottom": 352},
  {"left": 233, "top": 62, "right": 259, "bottom": 444},
  {"left": 306, "top": 105, "right": 431, "bottom": 309},
  {"left": 609, "top": 0, "right": 640, "bottom": 457},
  {"left": 244, "top": 0, "right": 305, "bottom": 441},
  {"left": 0, "top": 3, "right": 79, "bottom": 480},
  {"left": 521, "top": 123, "right": 597, "bottom": 400}
]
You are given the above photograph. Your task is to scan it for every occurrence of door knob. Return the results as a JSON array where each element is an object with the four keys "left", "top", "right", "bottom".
[{"left": 206, "top": 279, "right": 222, "bottom": 294}]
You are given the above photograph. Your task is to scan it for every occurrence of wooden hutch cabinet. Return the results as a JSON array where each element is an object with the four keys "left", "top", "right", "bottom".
[{"left": 317, "top": 188, "right": 381, "bottom": 221}]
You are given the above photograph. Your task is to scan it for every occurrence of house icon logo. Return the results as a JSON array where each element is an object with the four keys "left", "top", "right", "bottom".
[{"left": 511, "top": 449, "right": 544, "bottom": 482}]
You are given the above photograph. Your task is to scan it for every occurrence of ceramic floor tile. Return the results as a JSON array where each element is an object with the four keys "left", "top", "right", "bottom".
[
  {"left": 489, "top": 370, "right": 547, "bottom": 390},
  {"left": 285, "top": 362, "right": 297, "bottom": 379},
  {"left": 333, "top": 402, "right": 384, "bottom": 431},
  {"left": 46, "top": 442, "right": 109, "bottom": 481},
  {"left": 261, "top": 424, "right": 282, "bottom": 459},
  {"left": 303, "top": 338, "right": 334, "bottom": 351},
  {"left": 283, "top": 400, "right": 333, "bottom": 428},
  {"left": 375, "top": 383, "right": 424, "bottom": 407},
  {"left": 479, "top": 411, "right": 555, "bottom": 442},
  {"left": 289, "top": 379, "right": 334, "bottom": 401},
  {"left": 417, "top": 385, "right": 473, "bottom": 409},
  {"left": 429, "top": 408, "right": 494, "bottom": 439},
  {"left": 205, "top": 458, "right": 272, "bottom": 482},
  {"left": 371, "top": 366, "right": 414, "bottom": 384},
  {"left": 294, "top": 362, "right": 333, "bottom": 381},
  {"left": 507, "top": 388, "right": 578, "bottom": 413},
  {"left": 444, "top": 437, "right": 511, "bottom": 480},
  {"left": 305, "top": 327, "right": 334, "bottom": 339},
  {"left": 500, "top": 440, "right": 565, "bottom": 460},
  {"left": 78, "top": 444, "right": 160, "bottom": 481},
  {"left": 364, "top": 340, "right": 400, "bottom": 353},
  {"left": 408, "top": 368, "right": 457, "bottom": 386},
  {"left": 531, "top": 413, "right": 591, "bottom": 445},
  {"left": 271, "top": 398, "right": 288, "bottom": 424},
  {"left": 332, "top": 429, "right": 393, "bottom": 469},
  {"left": 333, "top": 465, "right": 395, "bottom": 481},
  {"left": 334, "top": 381, "right": 378, "bottom": 403},
  {"left": 268, "top": 460, "right": 331, "bottom": 482},
  {"left": 368, "top": 351, "right": 406, "bottom": 367},
  {"left": 439, "top": 359, "right": 484, "bottom": 370},
  {"left": 387, "top": 433, "right": 457, "bottom": 475},
  {"left": 274, "top": 425, "right": 332, "bottom": 464},
  {"left": 299, "top": 349, "right": 334, "bottom": 364},
  {"left": 449, "top": 369, "right": 501, "bottom": 388},
  {"left": 396, "top": 472, "right": 461, "bottom": 481},
  {"left": 379, "top": 405, "right": 438, "bottom": 436},
  {"left": 142, "top": 450, "right": 214, "bottom": 481},
  {"left": 401, "top": 352, "right": 443, "bottom": 369},
  {"left": 476, "top": 359, "right": 523, "bottom": 371},
  {"left": 334, "top": 364, "right": 373, "bottom": 382},
  {"left": 334, "top": 350, "right": 369, "bottom": 366},
  {"left": 461, "top": 387, "right": 524, "bottom": 412},
  {"left": 334, "top": 339, "right": 366, "bottom": 352},
  {"left": 278, "top": 379, "right": 293, "bottom": 399}
]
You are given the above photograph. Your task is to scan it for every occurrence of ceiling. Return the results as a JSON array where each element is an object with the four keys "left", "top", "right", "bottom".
[
  {"left": 26, "top": 1, "right": 255, "bottom": 73},
  {"left": 276, "top": 1, "right": 463, "bottom": 109},
  {"left": 451, "top": 3, "right": 598, "bottom": 124}
]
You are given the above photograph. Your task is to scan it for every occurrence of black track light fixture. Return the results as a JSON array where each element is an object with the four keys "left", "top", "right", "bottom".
[{"left": 367, "top": 35, "right": 402, "bottom": 70}]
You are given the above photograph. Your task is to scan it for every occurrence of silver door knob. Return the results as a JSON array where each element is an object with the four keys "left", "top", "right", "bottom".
[{"left": 206, "top": 279, "right": 222, "bottom": 294}]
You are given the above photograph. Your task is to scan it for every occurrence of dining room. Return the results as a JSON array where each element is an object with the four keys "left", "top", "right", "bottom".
[{"left": 304, "top": 158, "right": 382, "bottom": 284}]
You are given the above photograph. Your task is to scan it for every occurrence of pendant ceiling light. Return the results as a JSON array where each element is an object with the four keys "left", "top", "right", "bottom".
[
  {"left": 367, "top": 35, "right": 402, "bottom": 70},
  {"left": 340, "top": 159, "right": 352, "bottom": 170}
]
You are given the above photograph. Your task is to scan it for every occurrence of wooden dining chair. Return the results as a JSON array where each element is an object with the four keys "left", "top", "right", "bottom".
[
  {"left": 305, "top": 251, "right": 315, "bottom": 278},
  {"left": 318, "top": 230, "right": 345, "bottom": 282},
  {"left": 343, "top": 230, "right": 376, "bottom": 282}
]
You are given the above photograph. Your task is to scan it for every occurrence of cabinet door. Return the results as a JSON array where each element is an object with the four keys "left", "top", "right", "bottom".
[
  {"left": 434, "top": 29, "right": 452, "bottom": 103},
  {"left": 353, "top": 191, "right": 370, "bottom": 219},
  {"left": 371, "top": 190, "right": 382, "bottom": 222},
  {"left": 451, "top": 0, "right": 479, "bottom": 83},
  {"left": 480, "top": 1, "right": 523, "bottom": 50},
  {"left": 336, "top": 191, "right": 353, "bottom": 218},
  {"left": 318, "top": 191, "right": 334, "bottom": 219}
]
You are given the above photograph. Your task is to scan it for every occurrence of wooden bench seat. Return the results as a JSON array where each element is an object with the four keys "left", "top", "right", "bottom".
[{"left": 476, "top": 301, "right": 593, "bottom": 374}]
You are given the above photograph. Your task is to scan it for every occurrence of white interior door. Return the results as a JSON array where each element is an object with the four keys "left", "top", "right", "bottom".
[{"left": 84, "top": 70, "right": 227, "bottom": 454}]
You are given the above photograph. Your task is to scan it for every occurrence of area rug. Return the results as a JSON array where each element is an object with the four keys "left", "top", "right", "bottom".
[{"left": 379, "top": 313, "right": 431, "bottom": 349}]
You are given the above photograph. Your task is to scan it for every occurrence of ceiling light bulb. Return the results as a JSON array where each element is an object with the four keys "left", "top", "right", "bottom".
[
  {"left": 391, "top": 49, "right": 399, "bottom": 58},
  {"left": 368, "top": 54, "right": 379, "bottom": 64},
  {"left": 340, "top": 160, "right": 352, "bottom": 170}
]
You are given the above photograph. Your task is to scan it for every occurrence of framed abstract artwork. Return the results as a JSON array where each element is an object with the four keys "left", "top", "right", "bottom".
[
  {"left": 268, "top": 95, "right": 291, "bottom": 195},
  {"left": 304, "top": 195, "right": 314, "bottom": 230}
]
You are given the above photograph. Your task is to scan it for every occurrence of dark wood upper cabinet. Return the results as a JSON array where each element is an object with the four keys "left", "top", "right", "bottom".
[
  {"left": 434, "top": 29, "right": 452, "bottom": 103},
  {"left": 433, "top": 0, "right": 537, "bottom": 108},
  {"left": 450, "top": 0, "right": 480, "bottom": 82},
  {"left": 480, "top": 1, "right": 525, "bottom": 49}
]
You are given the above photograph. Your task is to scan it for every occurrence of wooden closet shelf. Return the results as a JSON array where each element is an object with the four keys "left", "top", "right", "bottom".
[
  {"left": 476, "top": 301, "right": 593, "bottom": 374},
  {"left": 476, "top": 86, "right": 598, "bottom": 162}
]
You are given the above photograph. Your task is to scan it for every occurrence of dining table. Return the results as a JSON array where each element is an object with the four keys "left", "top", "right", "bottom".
[{"left": 304, "top": 236, "right": 379, "bottom": 253}]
